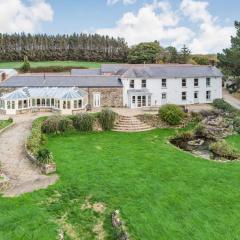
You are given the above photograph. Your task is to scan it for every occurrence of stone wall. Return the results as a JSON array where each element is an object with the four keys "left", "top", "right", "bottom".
[{"left": 83, "top": 87, "right": 123, "bottom": 108}]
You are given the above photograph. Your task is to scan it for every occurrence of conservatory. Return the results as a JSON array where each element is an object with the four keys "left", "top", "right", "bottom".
[{"left": 0, "top": 87, "right": 88, "bottom": 115}]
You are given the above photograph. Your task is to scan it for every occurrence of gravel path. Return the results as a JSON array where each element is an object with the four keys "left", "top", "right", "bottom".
[
  {"left": 0, "top": 113, "right": 58, "bottom": 197},
  {"left": 223, "top": 90, "right": 240, "bottom": 110}
]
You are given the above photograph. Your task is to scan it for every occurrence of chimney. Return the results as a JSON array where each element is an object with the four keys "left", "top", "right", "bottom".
[{"left": 0, "top": 72, "right": 6, "bottom": 82}]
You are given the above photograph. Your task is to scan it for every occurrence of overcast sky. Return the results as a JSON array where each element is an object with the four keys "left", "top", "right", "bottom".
[{"left": 0, "top": 0, "right": 239, "bottom": 54}]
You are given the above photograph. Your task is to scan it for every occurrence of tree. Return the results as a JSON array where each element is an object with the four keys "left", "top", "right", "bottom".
[
  {"left": 20, "top": 56, "right": 31, "bottom": 72},
  {"left": 179, "top": 45, "right": 191, "bottom": 64},
  {"left": 218, "top": 21, "right": 240, "bottom": 77},
  {"left": 192, "top": 55, "right": 210, "bottom": 65},
  {"left": 128, "top": 41, "right": 164, "bottom": 64},
  {"left": 164, "top": 46, "right": 179, "bottom": 63}
]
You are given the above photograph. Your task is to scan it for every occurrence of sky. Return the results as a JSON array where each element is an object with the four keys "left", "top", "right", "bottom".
[{"left": 0, "top": 0, "right": 239, "bottom": 54}]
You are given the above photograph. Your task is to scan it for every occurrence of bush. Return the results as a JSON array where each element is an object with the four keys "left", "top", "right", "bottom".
[
  {"left": 36, "top": 148, "right": 54, "bottom": 164},
  {"left": 233, "top": 117, "right": 240, "bottom": 133},
  {"left": 190, "top": 112, "right": 203, "bottom": 122},
  {"left": 72, "top": 113, "right": 94, "bottom": 132},
  {"left": 7, "top": 117, "right": 13, "bottom": 123},
  {"left": 159, "top": 104, "right": 186, "bottom": 125},
  {"left": 210, "top": 140, "right": 240, "bottom": 160},
  {"left": 175, "top": 130, "right": 194, "bottom": 140},
  {"left": 99, "top": 108, "right": 116, "bottom": 130},
  {"left": 58, "top": 117, "right": 73, "bottom": 132},
  {"left": 20, "top": 56, "right": 31, "bottom": 73},
  {"left": 41, "top": 116, "right": 61, "bottom": 134},
  {"left": 194, "top": 123, "right": 208, "bottom": 137},
  {"left": 27, "top": 117, "right": 47, "bottom": 156},
  {"left": 213, "top": 99, "right": 236, "bottom": 113}
]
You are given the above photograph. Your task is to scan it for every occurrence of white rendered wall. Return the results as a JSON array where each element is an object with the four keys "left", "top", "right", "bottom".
[{"left": 122, "top": 77, "right": 222, "bottom": 107}]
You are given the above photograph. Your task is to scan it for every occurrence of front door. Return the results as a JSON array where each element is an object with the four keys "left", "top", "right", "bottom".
[
  {"left": 194, "top": 91, "right": 199, "bottom": 104},
  {"left": 130, "top": 95, "right": 149, "bottom": 108},
  {"left": 93, "top": 93, "right": 101, "bottom": 108}
]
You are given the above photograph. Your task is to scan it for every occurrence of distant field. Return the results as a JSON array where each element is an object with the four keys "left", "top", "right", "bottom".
[{"left": 0, "top": 61, "right": 109, "bottom": 69}]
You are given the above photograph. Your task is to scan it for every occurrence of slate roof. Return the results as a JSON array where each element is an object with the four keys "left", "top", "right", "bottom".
[
  {"left": 71, "top": 68, "right": 101, "bottom": 75},
  {"left": 121, "top": 65, "right": 223, "bottom": 78},
  {"left": 0, "top": 75, "right": 123, "bottom": 88},
  {"left": 1, "top": 87, "right": 87, "bottom": 100}
]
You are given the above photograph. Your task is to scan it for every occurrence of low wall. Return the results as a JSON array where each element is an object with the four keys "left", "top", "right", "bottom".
[{"left": 25, "top": 143, "right": 56, "bottom": 175}]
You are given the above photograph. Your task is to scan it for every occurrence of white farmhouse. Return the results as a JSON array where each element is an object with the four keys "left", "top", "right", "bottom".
[{"left": 119, "top": 65, "right": 223, "bottom": 108}]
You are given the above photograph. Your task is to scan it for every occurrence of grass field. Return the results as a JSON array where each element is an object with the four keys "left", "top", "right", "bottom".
[
  {"left": 1, "top": 128, "right": 240, "bottom": 239},
  {"left": 0, "top": 119, "right": 12, "bottom": 130},
  {"left": 0, "top": 61, "right": 108, "bottom": 69}
]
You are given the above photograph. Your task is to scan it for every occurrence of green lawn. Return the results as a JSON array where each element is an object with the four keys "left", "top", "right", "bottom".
[
  {"left": 1, "top": 129, "right": 240, "bottom": 239},
  {"left": 0, "top": 119, "right": 12, "bottom": 130},
  {"left": 0, "top": 61, "right": 108, "bottom": 69}
]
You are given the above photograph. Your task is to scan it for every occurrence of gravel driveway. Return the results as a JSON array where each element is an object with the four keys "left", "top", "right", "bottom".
[{"left": 0, "top": 113, "right": 58, "bottom": 197}]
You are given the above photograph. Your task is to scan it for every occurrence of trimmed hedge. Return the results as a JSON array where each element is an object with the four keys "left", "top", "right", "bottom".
[
  {"left": 27, "top": 117, "right": 48, "bottom": 156},
  {"left": 159, "top": 104, "right": 186, "bottom": 125}
]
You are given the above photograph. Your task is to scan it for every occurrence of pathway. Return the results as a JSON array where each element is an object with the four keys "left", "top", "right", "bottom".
[
  {"left": 0, "top": 113, "right": 58, "bottom": 197},
  {"left": 223, "top": 89, "right": 240, "bottom": 110}
]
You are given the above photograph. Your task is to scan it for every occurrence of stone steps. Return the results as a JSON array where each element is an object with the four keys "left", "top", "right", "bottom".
[{"left": 113, "top": 115, "right": 154, "bottom": 132}]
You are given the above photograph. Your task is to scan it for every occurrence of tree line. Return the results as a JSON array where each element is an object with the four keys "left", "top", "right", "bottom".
[{"left": 0, "top": 33, "right": 129, "bottom": 62}]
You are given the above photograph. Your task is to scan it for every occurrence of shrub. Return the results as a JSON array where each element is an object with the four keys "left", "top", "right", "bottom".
[
  {"left": 194, "top": 123, "right": 208, "bottom": 137},
  {"left": 175, "top": 130, "right": 194, "bottom": 140},
  {"left": 20, "top": 56, "right": 31, "bottom": 73},
  {"left": 159, "top": 104, "right": 186, "bottom": 125},
  {"left": 190, "top": 112, "right": 203, "bottom": 122},
  {"left": 72, "top": 113, "right": 94, "bottom": 132},
  {"left": 36, "top": 148, "right": 54, "bottom": 164},
  {"left": 41, "top": 116, "right": 61, "bottom": 134},
  {"left": 213, "top": 99, "right": 236, "bottom": 113},
  {"left": 58, "top": 118, "right": 73, "bottom": 132},
  {"left": 210, "top": 140, "right": 240, "bottom": 160},
  {"left": 98, "top": 108, "right": 116, "bottom": 130},
  {"left": 7, "top": 117, "right": 13, "bottom": 123},
  {"left": 233, "top": 117, "right": 240, "bottom": 133},
  {"left": 27, "top": 117, "right": 47, "bottom": 156}
]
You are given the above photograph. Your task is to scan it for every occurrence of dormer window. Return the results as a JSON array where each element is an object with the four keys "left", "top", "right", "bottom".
[
  {"left": 142, "top": 79, "right": 147, "bottom": 88},
  {"left": 130, "top": 79, "right": 135, "bottom": 88}
]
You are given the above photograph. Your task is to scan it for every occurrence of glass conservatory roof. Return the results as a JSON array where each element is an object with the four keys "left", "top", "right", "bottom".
[{"left": 1, "top": 87, "right": 87, "bottom": 100}]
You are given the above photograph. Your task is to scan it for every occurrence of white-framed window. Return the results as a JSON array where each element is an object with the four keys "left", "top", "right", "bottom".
[
  {"left": 206, "top": 78, "right": 211, "bottom": 87},
  {"left": 206, "top": 91, "right": 211, "bottom": 100},
  {"left": 182, "top": 91, "right": 187, "bottom": 101},
  {"left": 63, "top": 101, "right": 66, "bottom": 109},
  {"left": 32, "top": 99, "right": 36, "bottom": 107},
  {"left": 132, "top": 96, "right": 136, "bottom": 104},
  {"left": 194, "top": 91, "right": 199, "bottom": 99},
  {"left": 142, "top": 96, "right": 146, "bottom": 107},
  {"left": 182, "top": 78, "right": 187, "bottom": 87},
  {"left": 162, "top": 92, "right": 167, "bottom": 99},
  {"left": 7, "top": 101, "right": 10, "bottom": 109},
  {"left": 130, "top": 79, "right": 135, "bottom": 88},
  {"left": 162, "top": 79, "right": 167, "bottom": 88},
  {"left": 78, "top": 100, "right": 82, "bottom": 108},
  {"left": 67, "top": 101, "right": 71, "bottom": 109},
  {"left": 142, "top": 79, "right": 147, "bottom": 88},
  {"left": 12, "top": 101, "right": 15, "bottom": 109},
  {"left": 194, "top": 78, "right": 199, "bottom": 87}
]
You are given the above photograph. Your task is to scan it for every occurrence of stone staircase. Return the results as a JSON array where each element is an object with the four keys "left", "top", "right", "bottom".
[{"left": 113, "top": 115, "right": 154, "bottom": 132}]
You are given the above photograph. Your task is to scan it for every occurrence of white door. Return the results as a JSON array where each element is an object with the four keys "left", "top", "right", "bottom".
[
  {"left": 194, "top": 91, "right": 199, "bottom": 104},
  {"left": 93, "top": 93, "right": 101, "bottom": 107}
]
